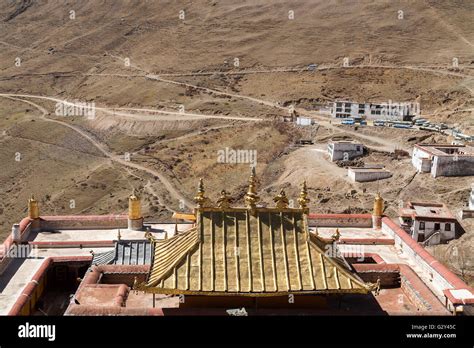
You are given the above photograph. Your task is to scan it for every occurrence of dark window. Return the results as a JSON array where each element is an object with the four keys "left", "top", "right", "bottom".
[
  {"left": 445, "top": 223, "right": 451, "bottom": 231},
  {"left": 419, "top": 222, "right": 425, "bottom": 230},
  {"left": 434, "top": 223, "right": 440, "bottom": 230}
]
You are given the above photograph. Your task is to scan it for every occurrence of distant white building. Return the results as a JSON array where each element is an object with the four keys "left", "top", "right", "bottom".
[
  {"left": 348, "top": 167, "right": 392, "bottom": 182},
  {"left": 327, "top": 141, "right": 364, "bottom": 162},
  {"left": 296, "top": 117, "right": 313, "bottom": 126},
  {"left": 412, "top": 144, "right": 474, "bottom": 177},
  {"left": 331, "top": 100, "right": 417, "bottom": 120},
  {"left": 399, "top": 202, "right": 458, "bottom": 245}
]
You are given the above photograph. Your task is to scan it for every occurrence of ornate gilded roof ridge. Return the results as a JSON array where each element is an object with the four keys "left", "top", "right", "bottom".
[{"left": 194, "top": 206, "right": 306, "bottom": 213}]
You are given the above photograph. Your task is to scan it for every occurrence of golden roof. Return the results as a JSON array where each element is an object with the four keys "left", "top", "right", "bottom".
[{"left": 140, "top": 206, "right": 373, "bottom": 296}]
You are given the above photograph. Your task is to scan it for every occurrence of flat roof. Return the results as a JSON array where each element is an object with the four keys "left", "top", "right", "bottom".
[
  {"left": 415, "top": 144, "right": 474, "bottom": 157},
  {"left": 1, "top": 213, "right": 471, "bottom": 316},
  {"left": 400, "top": 202, "right": 456, "bottom": 220},
  {"left": 348, "top": 168, "right": 390, "bottom": 173}
]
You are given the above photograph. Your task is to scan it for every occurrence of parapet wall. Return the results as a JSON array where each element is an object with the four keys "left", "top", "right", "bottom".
[
  {"left": 382, "top": 217, "right": 469, "bottom": 306},
  {"left": 308, "top": 214, "right": 373, "bottom": 228},
  {"left": 40, "top": 215, "right": 128, "bottom": 230}
]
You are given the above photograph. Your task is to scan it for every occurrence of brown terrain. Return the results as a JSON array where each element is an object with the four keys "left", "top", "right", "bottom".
[{"left": 0, "top": 0, "right": 473, "bottom": 283}]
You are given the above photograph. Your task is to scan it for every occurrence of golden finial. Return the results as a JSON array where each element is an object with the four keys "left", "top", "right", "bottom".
[
  {"left": 128, "top": 191, "right": 141, "bottom": 220},
  {"left": 132, "top": 276, "right": 138, "bottom": 290},
  {"left": 244, "top": 167, "right": 260, "bottom": 209},
  {"left": 144, "top": 230, "right": 154, "bottom": 242},
  {"left": 273, "top": 189, "right": 289, "bottom": 209},
  {"left": 217, "top": 190, "right": 231, "bottom": 209},
  {"left": 331, "top": 228, "right": 340, "bottom": 241},
  {"left": 28, "top": 195, "right": 40, "bottom": 219},
  {"left": 373, "top": 192, "right": 384, "bottom": 217},
  {"left": 194, "top": 178, "right": 209, "bottom": 208},
  {"left": 297, "top": 181, "right": 310, "bottom": 211}
]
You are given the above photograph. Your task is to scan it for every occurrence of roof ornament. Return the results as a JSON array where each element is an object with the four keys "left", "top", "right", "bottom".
[
  {"left": 331, "top": 228, "right": 340, "bottom": 241},
  {"left": 273, "top": 189, "right": 289, "bottom": 210},
  {"left": 144, "top": 230, "right": 154, "bottom": 242},
  {"left": 373, "top": 192, "right": 384, "bottom": 217},
  {"left": 128, "top": 191, "right": 142, "bottom": 220},
  {"left": 194, "top": 178, "right": 210, "bottom": 208},
  {"left": 298, "top": 181, "right": 310, "bottom": 211},
  {"left": 217, "top": 190, "right": 232, "bottom": 209},
  {"left": 244, "top": 167, "right": 260, "bottom": 210},
  {"left": 28, "top": 195, "right": 40, "bottom": 219},
  {"left": 373, "top": 278, "right": 381, "bottom": 295}
]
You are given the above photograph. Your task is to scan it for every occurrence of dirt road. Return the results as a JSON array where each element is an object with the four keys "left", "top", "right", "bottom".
[{"left": 0, "top": 95, "right": 194, "bottom": 210}]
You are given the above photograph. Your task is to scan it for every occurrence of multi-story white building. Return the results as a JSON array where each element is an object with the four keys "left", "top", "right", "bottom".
[
  {"left": 331, "top": 100, "right": 417, "bottom": 120},
  {"left": 399, "top": 202, "right": 458, "bottom": 245}
]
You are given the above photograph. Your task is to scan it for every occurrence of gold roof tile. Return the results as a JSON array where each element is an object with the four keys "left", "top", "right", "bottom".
[{"left": 140, "top": 207, "right": 373, "bottom": 296}]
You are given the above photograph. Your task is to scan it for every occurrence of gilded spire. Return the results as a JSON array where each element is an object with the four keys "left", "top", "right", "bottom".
[
  {"left": 244, "top": 167, "right": 260, "bottom": 209},
  {"left": 217, "top": 190, "right": 231, "bottom": 209},
  {"left": 273, "top": 189, "right": 289, "bottom": 209},
  {"left": 297, "top": 181, "right": 310, "bottom": 211},
  {"left": 128, "top": 191, "right": 142, "bottom": 220},
  {"left": 373, "top": 192, "right": 384, "bottom": 217},
  {"left": 28, "top": 195, "right": 40, "bottom": 219},
  {"left": 194, "top": 178, "right": 209, "bottom": 208}
]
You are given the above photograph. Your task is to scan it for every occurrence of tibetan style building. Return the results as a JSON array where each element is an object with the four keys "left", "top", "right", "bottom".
[
  {"left": 0, "top": 170, "right": 473, "bottom": 316},
  {"left": 137, "top": 176, "right": 375, "bottom": 308}
]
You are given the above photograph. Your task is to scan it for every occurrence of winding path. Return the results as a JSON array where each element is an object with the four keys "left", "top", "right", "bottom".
[{"left": 0, "top": 94, "right": 194, "bottom": 210}]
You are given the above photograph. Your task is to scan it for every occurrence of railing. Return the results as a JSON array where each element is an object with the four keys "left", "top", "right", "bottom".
[{"left": 422, "top": 231, "right": 441, "bottom": 246}]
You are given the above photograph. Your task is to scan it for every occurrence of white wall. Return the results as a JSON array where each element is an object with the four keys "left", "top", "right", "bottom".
[
  {"left": 414, "top": 220, "right": 456, "bottom": 243},
  {"left": 348, "top": 169, "right": 392, "bottom": 182},
  {"left": 329, "top": 143, "right": 364, "bottom": 161},
  {"left": 412, "top": 147, "right": 432, "bottom": 172}
]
